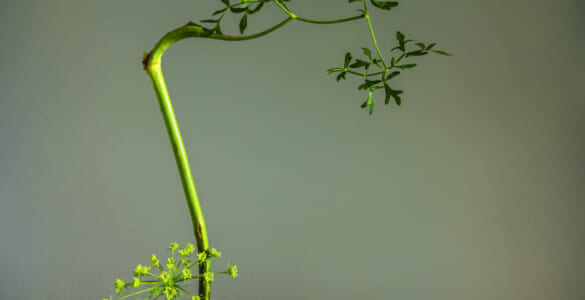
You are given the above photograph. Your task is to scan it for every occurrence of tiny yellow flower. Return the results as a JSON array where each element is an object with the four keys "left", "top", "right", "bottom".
[
  {"left": 203, "top": 272, "right": 214, "bottom": 282},
  {"left": 227, "top": 265, "right": 238, "bottom": 279},
  {"left": 131, "top": 277, "right": 141, "bottom": 288},
  {"left": 182, "top": 268, "right": 193, "bottom": 280},
  {"left": 208, "top": 248, "right": 221, "bottom": 258},
  {"left": 197, "top": 251, "right": 207, "bottom": 262},
  {"left": 169, "top": 243, "right": 180, "bottom": 251},
  {"left": 150, "top": 254, "right": 160, "bottom": 267},
  {"left": 134, "top": 264, "right": 151, "bottom": 277},
  {"left": 115, "top": 279, "right": 125, "bottom": 293}
]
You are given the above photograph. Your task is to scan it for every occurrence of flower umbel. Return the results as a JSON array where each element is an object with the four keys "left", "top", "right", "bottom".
[{"left": 108, "top": 243, "right": 237, "bottom": 299}]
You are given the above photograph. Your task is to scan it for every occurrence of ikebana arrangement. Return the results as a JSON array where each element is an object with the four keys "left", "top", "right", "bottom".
[{"left": 104, "top": 1, "right": 452, "bottom": 299}]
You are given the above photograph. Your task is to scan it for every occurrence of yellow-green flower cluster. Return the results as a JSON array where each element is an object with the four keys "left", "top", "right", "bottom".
[
  {"left": 203, "top": 272, "right": 214, "bottom": 282},
  {"left": 114, "top": 279, "right": 125, "bottom": 294},
  {"left": 150, "top": 254, "right": 160, "bottom": 268},
  {"left": 131, "top": 277, "right": 141, "bottom": 288},
  {"left": 108, "top": 242, "right": 237, "bottom": 300},
  {"left": 133, "top": 264, "right": 150, "bottom": 277},
  {"left": 182, "top": 268, "right": 193, "bottom": 280},
  {"left": 227, "top": 265, "right": 238, "bottom": 279},
  {"left": 208, "top": 248, "right": 221, "bottom": 258}
]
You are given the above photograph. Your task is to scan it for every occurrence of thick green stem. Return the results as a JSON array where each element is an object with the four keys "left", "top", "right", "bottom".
[
  {"left": 142, "top": 19, "right": 293, "bottom": 300},
  {"left": 145, "top": 65, "right": 213, "bottom": 299}
]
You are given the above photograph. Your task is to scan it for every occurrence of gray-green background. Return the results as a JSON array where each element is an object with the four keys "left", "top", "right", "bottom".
[{"left": 1, "top": 0, "right": 583, "bottom": 299}]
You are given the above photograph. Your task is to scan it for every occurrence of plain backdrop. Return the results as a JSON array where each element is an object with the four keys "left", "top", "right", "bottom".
[{"left": 0, "top": 0, "right": 584, "bottom": 299}]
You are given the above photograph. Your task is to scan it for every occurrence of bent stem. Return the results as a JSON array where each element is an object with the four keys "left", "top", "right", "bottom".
[
  {"left": 142, "top": 20, "right": 291, "bottom": 300},
  {"left": 142, "top": 9, "right": 364, "bottom": 300}
]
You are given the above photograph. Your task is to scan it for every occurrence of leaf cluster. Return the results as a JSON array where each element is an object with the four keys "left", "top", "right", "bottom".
[
  {"left": 349, "top": 0, "right": 399, "bottom": 11},
  {"left": 200, "top": 0, "right": 290, "bottom": 35},
  {"left": 328, "top": 31, "right": 452, "bottom": 114}
]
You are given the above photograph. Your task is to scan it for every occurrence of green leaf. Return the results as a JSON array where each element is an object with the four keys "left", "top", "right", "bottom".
[
  {"left": 248, "top": 2, "right": 264, "bottom": 14},
  {"left": 386, "top": 87, "right": 404, "bottom": 106},
  {"left": 384, "top": 82, "right": 405, "bottom": 106},
  {"left": 200, "top": 19, "right": 219, "bottom": 23},
  {"left": 336, "top": 72, "right": 347, "bottom": 82},
  {"left": 212, "top": 7, "right": 228, "bottom": 16},
  {"left": 392, "top": 89, "right": 403, "bottom": 106},
  {"left": 348, "top": 0, "right": 361, "bottom": 3},
  {"left": 229, "top": 6, "right": 247, "bottom": 13},
  {"left": 358, "top": 79, "right": 381, "bottom": 90},
  {"left": 385, "top": 71, "right": 400, "bottom": 80},
  {"left": 344, "top": 52, "right": 352, "bottom": 68},
  {"left": 426, "top": 43, "right": 437, "bottom": 50},
  {"left": 370, "top": 0, "right": 399, "bottom": 11},
  {"left": 327, "top": 68, "right": 345, "bottom": 74},
  {"left": 239, "top": 13, "right": 248, "bottom": 34},
  {"left": 396, "top": 63, "right": 417, "bottom": 69},
  {"left": 396, "top": 31, "right": 405, "bottom": 44},
  {"left": 349, "top": 59, "right": 371, "bottom": 69},
  {"left": 383, "top": 83, "right": 392, "bottom": 104},
  {"left": 432, "top": 50, "right": 453, "bottom": 56},
  {"left": 415, "top": 42, "right": 426, "bottom": 49},
  {"left": 361, "top": 47, "right": 372, "bottom": 61},
  {"left": 405, "top": 50, "right": 427, "bottom": 57}
]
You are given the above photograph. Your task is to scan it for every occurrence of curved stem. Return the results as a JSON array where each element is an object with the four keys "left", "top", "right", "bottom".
[
  {"left": 142, "top": 18, "right": 293, "bottom": 300},
  {"left": 272, "top": 0, "right": 297, "bottom": 18},
  {"left": 272, "top": 0, "right": 364, "bottom": 24},
  {"left": 295, "top": 14, "right": 365, "bottom": 24}
]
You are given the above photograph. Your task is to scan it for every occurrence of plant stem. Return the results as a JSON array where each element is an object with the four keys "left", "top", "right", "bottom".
[
  {"left": 362, "top": 0, "right": 388, "bottom": 69},
  {"left": 273, "top": 0, "right": 365, "bottom": 24},
  {"left": 142, "top": 18, "right": 294, "bottom": 300},
  {"left": 145, "top": 63, "right": 213, "bottom": 299},
  {"left": 296, "top": 14, "right": 365, "bottom": 24},
  {"left": 118, "top": 289, "right": 152, "bottom": 300}
]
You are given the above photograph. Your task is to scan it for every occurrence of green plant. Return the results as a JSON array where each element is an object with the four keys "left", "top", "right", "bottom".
[{"left": 105, "top": 1, "right": 451, "bottom": 299}]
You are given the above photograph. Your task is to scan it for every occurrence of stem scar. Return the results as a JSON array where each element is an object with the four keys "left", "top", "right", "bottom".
[{"left": 196, "top": 221, "right": 202, "bottom": 238}]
